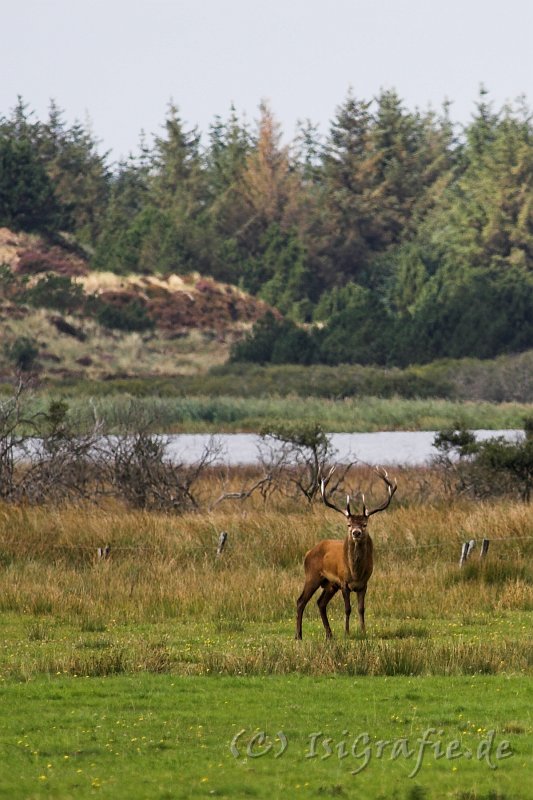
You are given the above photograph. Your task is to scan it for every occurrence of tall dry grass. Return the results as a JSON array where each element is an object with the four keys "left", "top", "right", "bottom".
[{"left": 0, "top": 469, "right": 532, "bottom": 676}]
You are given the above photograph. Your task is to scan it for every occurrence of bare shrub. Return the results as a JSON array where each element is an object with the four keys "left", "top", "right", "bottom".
[
  {"left": 0, "top": 381, "right": 221, "bottom": 511},
  {"left": 210, "top": 468, "right": 276, "bottom": 510},
  {"left": 1, "top": 381, "right": 104, "bottom": 503},
  {"left": 258, "top": 421, "right": 353, "bottom": 503},
  {"left": 0, "top": 378, "right": 37, "bottom": 500},
  {"left": 104, "top": 404, "right": 222, "bottom": 511},
  {"left": 19, "top": 400, "right": 104, "bottom": 504}
]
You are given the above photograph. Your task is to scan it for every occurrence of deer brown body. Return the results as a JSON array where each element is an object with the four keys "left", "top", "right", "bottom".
[{"left": 295, "top": 467, "right": 396, "bottom": 640}]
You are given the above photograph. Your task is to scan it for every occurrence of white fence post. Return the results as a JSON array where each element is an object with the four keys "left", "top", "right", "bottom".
[
  {"left": 216, "top": 531, "right": 228, "bottom": 558},
  {"left": 459, "top": 539, "right": 476, "bottom": 567}
]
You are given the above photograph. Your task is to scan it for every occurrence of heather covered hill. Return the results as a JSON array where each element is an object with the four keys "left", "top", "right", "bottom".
[{"left": 0, "top": 227, "right": 275, "bottom": 381}]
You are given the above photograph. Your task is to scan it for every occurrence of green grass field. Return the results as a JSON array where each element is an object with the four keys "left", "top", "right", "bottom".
[
  {"left": 0, "top": 496, "right": 532, "bottom": 798},
  {"left": 0, "top": 673, "right": 530, "bottom": 799}
]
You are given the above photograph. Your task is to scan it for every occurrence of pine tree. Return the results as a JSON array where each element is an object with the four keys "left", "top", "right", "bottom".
[
  {"left": 0, "top": 97, "right": 63, "bottom": 232},
  {"left": 147, "top": 103, "right": 211, "bottom": 273},
  {"left": 239, "top": 101, "right": 298, "bottom": 234},
  {"left": 151, "top": 103, "right": 204, "bottom": 209},
  {"left": 0, "top": 96, "right": 41, "bottom": 144},
  {"left": 92, "top": 148, "right": 152, "bottom": 273},
  {"left": 206, "top": 106, "right": 250, "bottom": 198},
  {"left": 315, "top": 90, "right": 376, "bottom": 286},
  {"left": 203, "top": 107, "right": 252, "bottom": 282},
  {"left": 38, "top": 101, "right": 111, "bottom": 242}
]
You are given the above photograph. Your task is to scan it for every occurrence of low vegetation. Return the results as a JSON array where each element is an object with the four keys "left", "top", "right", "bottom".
[
  {"left": 0, "top": 231, "right": 272, "bottom": 382},
  {"left": 3, "top": 385, "right": 532, "bottom": 435}
]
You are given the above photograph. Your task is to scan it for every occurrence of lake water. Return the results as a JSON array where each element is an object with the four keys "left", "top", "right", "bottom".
[{"left": 166, "top": 430, "right": 524, "bottom": 467}]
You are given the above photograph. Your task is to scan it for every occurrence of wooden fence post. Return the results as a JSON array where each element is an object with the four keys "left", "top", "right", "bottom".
[
  {"left": 216, "top": 531, "right": 228, "bottom": 559},
  {"left": 480, "top": 538, "right": 490, "bottom": 560}
]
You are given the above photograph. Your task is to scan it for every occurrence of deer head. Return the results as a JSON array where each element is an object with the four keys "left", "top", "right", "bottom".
[{"left": 320, "top": 465, "right": 397, "bottom": 539}]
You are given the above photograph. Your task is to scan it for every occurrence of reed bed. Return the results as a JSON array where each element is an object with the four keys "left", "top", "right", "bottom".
[{"left": 26, "top": 392, "right": 533, "bottom": 432}]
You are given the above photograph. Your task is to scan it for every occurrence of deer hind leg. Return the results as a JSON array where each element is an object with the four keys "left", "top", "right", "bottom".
[
  {"left": 317, "top": 584, "right": 339, "bottom": 640},
  {"left": 342, "top": 586, "right": 352, "bottom": 637},
  {"left": 356, "top": 587, "right": 367, "bottom": 635},
  {"left": 295, "top": 578, "right": 321, "bottom": 640}
]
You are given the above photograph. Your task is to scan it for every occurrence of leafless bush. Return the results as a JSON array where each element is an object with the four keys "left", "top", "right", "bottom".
[
  {"left": 0, "top": 378, "right": 37, "bottom": 501},
  {"left": 107, "top": 429, "right": 223, "bottom": 512},
  {"left": 101, "top": 401, "right": 224, "bottom": 511},
  {"left": 20, "top": 402, "right": 105, "bottom": 504},
  {"left": 0, "top": 380, "right": 223, "bottom": 511},
  {"left": 209, "top": 469, "right": 276, "bottom": 510},
  {"left": 1, "top": 381, "right": 104, "bottom": 503},
  {"left": 258, "top": 421, "right": 353, "bottom": 503}
]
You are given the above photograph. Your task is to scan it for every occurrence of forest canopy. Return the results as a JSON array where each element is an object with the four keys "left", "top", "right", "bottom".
[{"left": 1, "top": 90, "right": 533, "bottom": 367}]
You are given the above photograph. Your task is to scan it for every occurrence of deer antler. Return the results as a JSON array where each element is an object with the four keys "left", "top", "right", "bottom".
[
  {"left": 362, "top": 467, "right": 397, "bottom": 517},
  {"left": 320, "top": 466, "right": 352, "bottom": 516}
]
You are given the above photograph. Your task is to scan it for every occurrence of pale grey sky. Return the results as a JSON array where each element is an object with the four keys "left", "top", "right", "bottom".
[{"left": 2, "top": 0, "right": 533, "bottom": 161}]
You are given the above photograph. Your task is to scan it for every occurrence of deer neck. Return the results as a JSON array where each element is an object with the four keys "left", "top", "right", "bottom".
[{"left": 344, "top": 534, "right": 371, "bottom": 584}]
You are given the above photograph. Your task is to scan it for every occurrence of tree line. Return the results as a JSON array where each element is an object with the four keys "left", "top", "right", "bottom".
[{"left": 1, "top": 90, "right": 533, "bottom": 366}]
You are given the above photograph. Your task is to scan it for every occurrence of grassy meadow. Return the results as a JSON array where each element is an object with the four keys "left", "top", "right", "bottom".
[
  {"left": 0, "top": 674, "right": 531, "bottom": 799},
  {"left": 0, "top": 468, "right": 532, "bottom": 798}
]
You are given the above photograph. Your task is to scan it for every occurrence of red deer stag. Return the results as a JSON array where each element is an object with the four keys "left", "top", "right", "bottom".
[{"left": 295, "top": 466, "right": 397, "bottom": 640}]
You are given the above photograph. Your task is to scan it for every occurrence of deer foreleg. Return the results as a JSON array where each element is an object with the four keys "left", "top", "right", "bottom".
[
  {"left": 342, "top": 586, "right": 352, "bottom": 636},
  {"left": 295, "top": 579, "right": 321, "bottom": 640},
  {"left": 317, "top": 584, "right": 339, "bottom": 640},
  {"left": 356, "top": 587, "right": 367, "bottom": 634}
]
